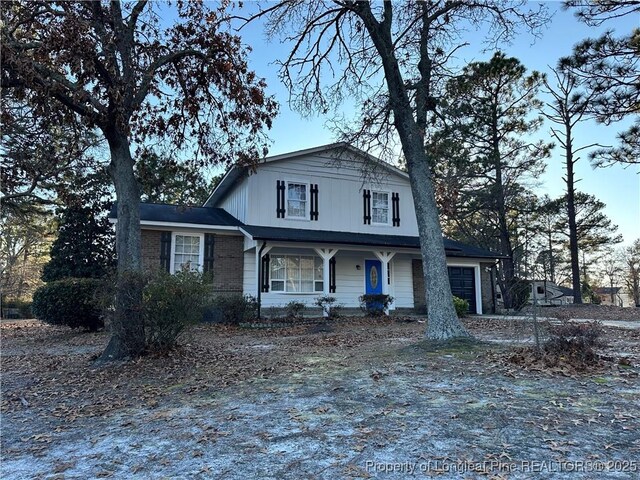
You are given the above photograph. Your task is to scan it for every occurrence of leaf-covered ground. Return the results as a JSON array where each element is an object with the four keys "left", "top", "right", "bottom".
[
  {"left": 2, "top": 316, "right": 639, "bottom": 479},
  {"left": 522, "top": 304, "right": 640, "bottom": 322}
]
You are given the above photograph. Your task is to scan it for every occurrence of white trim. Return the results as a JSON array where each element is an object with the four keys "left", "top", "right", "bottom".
[
  {"left": 446, "top": 261, "right": 483, "bottom": 315},
  {"left": 261, "top": 143, "right": 409, "bottom": 179},
  {"left": 269, "top": 253, "right": 323, "bottom": 294},
  {"left": 141, "top": 221, "right": 240, "bottom": 231},
  {"left": 203, "top": 166, "right": 237, "bottom": 207},
  {"left": 370, "top": 190, "right": 391, "bottom": 226},
  {"left": 363, "top": 258, "right": 382, "bottom": 295},
  {"left": 169, "top": 232, "right": 205, "bottom": 274},
  {"left": 285, "top": 180, "right": 310, "bottom": 221},
  {"left": 110, "top": 217, "right": 242, "bottom": 232}
]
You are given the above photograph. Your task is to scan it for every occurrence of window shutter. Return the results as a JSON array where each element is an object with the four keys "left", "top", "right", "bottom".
[
  {"left": 310, "top": 184, "right": 319, "bottom": 220},
  {"left": 276, "top": 180, "right": 286, "bottom": 218},
  {"left": 261, "top": 254, "right": 270, "bottom": 292},
  {"left": 329, "top": 257, "right": 336, "bottom": 293},
  {"left": 363, "top": 189, "right": 371, "bottom": 224},
  {"left": 203, "top": 233, "right": 215, "bottom": 273},
  {"left": 160, "top": 231, "right": 172, "bottom": 272},
  {"left": 392, "top": 192, "right": 400, "bottom": 227}
]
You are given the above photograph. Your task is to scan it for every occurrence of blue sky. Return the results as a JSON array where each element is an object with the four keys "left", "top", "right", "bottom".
[{"left": 220, "top": 1, "right": 639, "bottom": 245}]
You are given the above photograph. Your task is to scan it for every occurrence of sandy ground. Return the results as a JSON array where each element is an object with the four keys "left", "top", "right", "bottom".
[{"left": 2, "top": 316, "right": 639, "bottom": 479}]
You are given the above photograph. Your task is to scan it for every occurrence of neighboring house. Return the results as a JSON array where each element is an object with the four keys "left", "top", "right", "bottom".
[
  {"left": 110, "top": 143, "right": 501, "bottom": 314},
  {"left": 595, "top": 287, "right": 634, "bottom": 307},
  {"left": 496, "top": 280, "right": 574, "bottom": 308}
]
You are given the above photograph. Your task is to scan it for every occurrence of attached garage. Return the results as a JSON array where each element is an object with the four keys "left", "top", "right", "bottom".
[
  {"left": 448, "top": 266, "right": 476, "bottom": 314},
  {"left": 412, "top": 260, "right": 488, "bottom": 315}
]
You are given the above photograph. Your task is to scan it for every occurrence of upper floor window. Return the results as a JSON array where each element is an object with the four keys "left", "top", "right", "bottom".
[
  {"left": 372, "top": 191, "right": 389, "bottom": 224},
  {"left": 171, "top": 233, "right": 203, "bottom": 273},
  {"left": 287, "top": 182, "right": 308, "bottom": 219}
]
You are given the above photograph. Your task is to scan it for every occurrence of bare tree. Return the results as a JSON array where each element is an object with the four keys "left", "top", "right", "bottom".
[
  {"left": 2, "top": 1, "right": 277, "bottom": 360},
  {"left": 623, "top": 239, "right": 640, "bottom": 307},
  {"left": 541, "top": 66, "right": 603, "bottom": 303},
  {"left": 252, "top": 1, "right": 549, "bottom": 339},
  {"left": 562, "top": 1, "right": 640, "bottom": 167},
  {"left": 599, "top": 249, "right": 625, "bottom": 305}
]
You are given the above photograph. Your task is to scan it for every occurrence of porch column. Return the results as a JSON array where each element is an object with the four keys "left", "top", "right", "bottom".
[
  {"left": 373, "top": 251, "right": 396, "bottom": 312},
  {"left": 314, "top": 248, "right": 338, "bottom": 317},
  {"left": 255, "top": 243, "right": 273, "bottom": 297}
]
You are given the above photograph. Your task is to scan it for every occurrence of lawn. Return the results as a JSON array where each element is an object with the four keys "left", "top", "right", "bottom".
[{"left": 2, "top": 315, "right": 639, "bottom": 479}]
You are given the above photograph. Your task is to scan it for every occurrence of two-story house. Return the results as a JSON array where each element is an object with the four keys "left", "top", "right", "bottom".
[{"left": 112, "top": 143, "right": 500, "bottom": 314}]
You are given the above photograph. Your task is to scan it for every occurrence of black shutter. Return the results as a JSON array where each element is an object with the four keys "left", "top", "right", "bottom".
[
  {"left": 392, "top": 192, "right": 400, "bottom": 227},
  {"left": 363, "top": 189, "right": 371, "bottom": 224},
  {"left": 276, "top": 180, "right": 286, "bottom": 218},
  {"left": 203, "top": 233, "right": 215, "bottom": 273},
  {"left": 261, "top": 254, "right": 270, "bottom": 292},
  {"left": 160, "top": 231, "right": 172, "bottom": 272},
  {"left": 310, "top": 184, "right": 319, "bottom": 220},
  {"left": 329, "top": 257, "right": 336, "bottom": 293}
]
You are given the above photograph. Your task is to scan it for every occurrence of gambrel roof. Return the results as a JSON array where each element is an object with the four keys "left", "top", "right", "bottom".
[{"left": 204, "top": 142, "right": 408, "bottom": 207}]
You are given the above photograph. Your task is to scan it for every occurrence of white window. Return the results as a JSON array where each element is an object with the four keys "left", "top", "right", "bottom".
[
  {"left": 287, "top": 182, "right": 308, "bottom": 219},
  {"left": 171, "top": 233, "right": 204, "bottom": 273},
  {"left": 372, "top": 191, "right": 389, "bottom": 224},
  {"left": 271, "top": 255, "right": 323, "bottom": 293}
]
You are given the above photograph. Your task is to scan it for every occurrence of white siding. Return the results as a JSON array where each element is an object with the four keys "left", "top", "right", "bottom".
[
  {"left": 220, "top": 177, "right": 248, "bottom": 223},
  {"left": 391, "top": 254, "right": 414, "bottom": 308},
  {"left": 243, "top": 247, "right": 415, "bottom": 309},
  {"left": 243, "top": 152, "right": 419, "bottom": 236},
  {"left": 243, "top": 250, "right": 256, "bottom": 296}
]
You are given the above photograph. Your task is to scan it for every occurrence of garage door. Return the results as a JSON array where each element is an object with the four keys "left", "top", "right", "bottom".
[{"left": 448, "top": 267, "right": 476, "bottom": 314}]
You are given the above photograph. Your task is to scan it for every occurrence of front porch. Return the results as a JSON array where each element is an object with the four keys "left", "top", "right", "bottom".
[
  {"left": 245, "top": 244, "right": 416, "bottom": 311},
  {"left": 239, "top": 225, "right": 496, "bottom": 316}
]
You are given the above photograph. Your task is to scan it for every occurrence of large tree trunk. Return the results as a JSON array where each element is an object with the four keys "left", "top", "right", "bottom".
[
  {"left": 356, "top": 3, "right": 468, "bottom": 340},
  {"left": 99, "top": 127, "right": 145, "bottom": 361},
  {"left": 392, "top": 105, "right": 468, "bottom": 338},
  {"left": 406, "top": 147, "right": 469, "bottom": 339},
  {"left": 565, "top": 129, "right": 582, "bottom": 304}
]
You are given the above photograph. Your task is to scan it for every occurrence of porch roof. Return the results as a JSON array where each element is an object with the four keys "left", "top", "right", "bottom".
[
  {"left": 109, "top": 202, "right": 243, "bottom": 227},
  {"left": 241, "top": 225, "right": 500, "bottom": 259}
]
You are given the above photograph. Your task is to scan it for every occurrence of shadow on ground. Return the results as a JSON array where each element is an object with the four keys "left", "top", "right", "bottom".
[{"left": 2, "top": 318, "right": 639, "bottom": 479}]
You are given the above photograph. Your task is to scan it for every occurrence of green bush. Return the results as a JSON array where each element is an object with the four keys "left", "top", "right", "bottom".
[
  {"left": 210, "top": 293, "right": 258, "bottom": 325},
  {"left": 452, "top": 296, "right": 470, "bottom": 318},
  {"left": 359, "top": 294, "right": 394, "bottom": 316},
  {"left": 143, "top": 270, "right": 210, "bottom": 350},
  {"left": 314, "top": 295, "right": 343, "bottom": 319},
  {"left": 32, "top": 278, "right": 104, "bottom": 331},
  {"left": 284, "top": 301, "right": 305, "bottom": 321}
]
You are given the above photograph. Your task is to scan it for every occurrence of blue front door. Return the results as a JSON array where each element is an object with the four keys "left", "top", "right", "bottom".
[{"left": 365, "top": 259, "right": 382, "bottom": 295}]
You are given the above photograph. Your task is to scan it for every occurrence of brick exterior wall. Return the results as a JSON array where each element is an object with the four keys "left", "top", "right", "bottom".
[
  {"left": 211, "top": 235, "right": 244, "bottom": 293},
  {"left": 141, "top": 229, "right": 163, "bottom": 271},
  {"left": 140, "top": 229, "right": 244, "bottom": 294},
  {"left": 412, "top": 259, "right": 496, "bottom": 314}
]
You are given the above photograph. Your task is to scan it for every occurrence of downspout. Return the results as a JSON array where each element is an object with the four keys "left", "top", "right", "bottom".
[{"left": 257, "top": 241, "right": 267, "bottom": 319}]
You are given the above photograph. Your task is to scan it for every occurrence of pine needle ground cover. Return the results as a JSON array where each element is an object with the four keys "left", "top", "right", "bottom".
[{"left": 2, "top": 315, "right": 639, "bottom": 479}]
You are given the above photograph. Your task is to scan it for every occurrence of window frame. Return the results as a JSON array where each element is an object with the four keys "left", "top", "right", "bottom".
[
  {"left": 285, "top": 181, "right": 310, "bottom": 220},
  {"left": 270, "top": 254, "right": 323, "bottom": 294},
  {"left": 169, "top": 232, "right": 205, "bottom": 274},
  {"left": 371, "top": 190, "right": 391, "bottom": 225}
]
